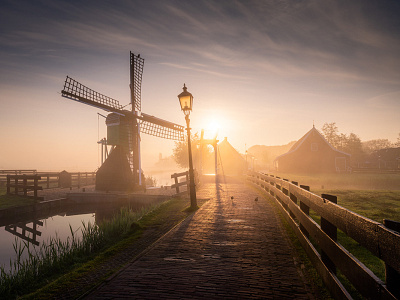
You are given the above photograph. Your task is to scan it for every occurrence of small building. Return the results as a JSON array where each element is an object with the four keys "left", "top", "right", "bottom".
[
  {"left": 217, "top": 137, "right": 247, "bottom": 175},
  {"left": 274, "top": 126, "right": 351, "bottom": 173}
]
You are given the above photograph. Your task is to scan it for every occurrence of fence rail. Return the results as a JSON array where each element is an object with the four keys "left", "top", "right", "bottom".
[
  {"left": 171, "top": 171, "right": 189, "bottom": 195},
  {"left": 247, "top": 170, "right": 400, "bottom": 300},
  {"left": 6, "top": 174, "right": 43, "bottom": 200},
  {"left": 0, "top": 170, "right": 95, "bottom": 189}
]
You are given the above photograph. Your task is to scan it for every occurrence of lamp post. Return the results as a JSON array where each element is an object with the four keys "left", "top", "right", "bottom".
[{"left": 178, "top": 84, "right": 197, "bottom": 209}]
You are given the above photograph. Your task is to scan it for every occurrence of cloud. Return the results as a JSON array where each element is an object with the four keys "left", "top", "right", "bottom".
[
  {"left": 1, "top": 0, "right": 399, "bottom": 89},
  {"left": 366, "top": 90, "right": 400, "bottom": 109}
]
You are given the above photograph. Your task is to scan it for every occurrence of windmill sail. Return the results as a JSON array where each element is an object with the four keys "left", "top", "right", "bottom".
[
  {"left": 130, "top": 52, "right": 144, "bottom": 112},
  {"left": 61, "top": 76, "right": 124, "bottom": 114},
  {"left": 139, "top": 113, "right": 184, "bottom": 141},
  {"left": 61, "top": 77, "right": 184, "bottom": 141}
]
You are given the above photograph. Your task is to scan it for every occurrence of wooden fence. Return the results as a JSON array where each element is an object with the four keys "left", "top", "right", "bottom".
[
  {"left": 6, "top": 174, "right": 43, "bottom": 200},
  {"left": 247, "top": 170, "right": 400, "bottom": 300},
  {"left": 0, "top": 170, "right": 96, "bottom": 189},
  {"left": 171, "top": 171, "right": 189, "bottom": 195}
]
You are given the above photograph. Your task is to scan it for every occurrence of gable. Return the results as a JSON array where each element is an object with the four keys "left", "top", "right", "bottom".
[{"left": 275, "top": 126, "right": 350, "bottom": 162}]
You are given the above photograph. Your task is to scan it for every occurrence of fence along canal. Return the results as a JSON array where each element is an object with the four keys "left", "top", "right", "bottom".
[
  {"left": 248, "top": 170, "right": 400, "bottom": 300},
  {"left": 1, "top": 170, "right": 96, "bottom": 190}
]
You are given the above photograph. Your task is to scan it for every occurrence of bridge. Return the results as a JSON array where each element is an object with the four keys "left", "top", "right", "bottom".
[{"left": 84, "top": 175, "right": 314, "bottom": 299}]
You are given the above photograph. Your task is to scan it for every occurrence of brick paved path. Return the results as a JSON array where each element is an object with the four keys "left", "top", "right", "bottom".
[{"left": 85, "top": 176, "right": 313, "bottom": 299}]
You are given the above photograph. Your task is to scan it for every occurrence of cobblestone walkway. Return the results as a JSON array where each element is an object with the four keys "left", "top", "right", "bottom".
[{"left": 85, "top": 177, "right": 314, "bottom": 299}]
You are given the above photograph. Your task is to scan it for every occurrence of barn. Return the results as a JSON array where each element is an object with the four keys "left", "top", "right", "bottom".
[
  {"left": 217, "top": 137, "right": 247, "bottom": 175},
  {"left": 274, "top": 126, "right": 351, "bottom": 173}
]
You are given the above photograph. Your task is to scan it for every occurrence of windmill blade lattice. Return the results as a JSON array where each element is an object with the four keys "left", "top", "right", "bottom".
[
  {"left": 130, "top": 52, "right": 144, "bottom": 112},
  {"left": 139, "top": 113, "right": 184, "bottom": 141},
  {"left": 61, "top": 76, "right": 124, "bottom": 113}
]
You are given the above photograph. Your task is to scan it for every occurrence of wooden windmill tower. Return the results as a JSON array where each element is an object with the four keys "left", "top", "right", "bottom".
[{"left": 61, "top": 51, "right": 184, "bottom": 190}]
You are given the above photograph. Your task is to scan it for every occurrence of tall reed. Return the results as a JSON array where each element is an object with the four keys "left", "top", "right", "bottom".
[{"left": 0, "top": 204, "right": 154, "bottom": 298}]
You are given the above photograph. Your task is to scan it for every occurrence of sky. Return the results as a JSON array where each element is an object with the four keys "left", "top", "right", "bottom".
[{"left": 0, "top": 0, "right": 399, "bottom": 172}]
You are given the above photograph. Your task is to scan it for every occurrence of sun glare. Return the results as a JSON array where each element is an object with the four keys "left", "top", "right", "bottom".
[{"left": 207, "top": 120, "right": 221, "bottom": 133}]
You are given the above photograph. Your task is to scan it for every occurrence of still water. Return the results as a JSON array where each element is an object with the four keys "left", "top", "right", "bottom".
[
  {"left": 0, "top": 198, "right": 161, "bottom": 272},
  {"left": 0, "top": 213, "right": 94, "bottom": 272}
]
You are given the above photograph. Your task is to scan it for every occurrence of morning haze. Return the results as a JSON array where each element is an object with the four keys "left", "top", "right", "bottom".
[
  {"left": 0, "top": 0, "right": 399, "bottom": 173},
  {"left": 1, "top": 1, "right": 400, "bottom": 299}
]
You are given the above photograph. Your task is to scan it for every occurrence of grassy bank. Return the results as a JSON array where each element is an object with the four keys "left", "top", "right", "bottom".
[
  {"left": 0, "top": 205, "right": 150, "bottom": 298},
  {"left": 8, "top": 196, "right": 200, "bottom": 299},
  {"left": 272, "top": 172, "right": 400, "bottom": 191},
  {"left": 0, "top": 187, "right": 37, "bottom": 210}
]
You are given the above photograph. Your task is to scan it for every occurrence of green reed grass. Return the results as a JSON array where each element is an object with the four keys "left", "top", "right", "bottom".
[{"left": 0, "top": 204, "right": 156, "bottom": 299}]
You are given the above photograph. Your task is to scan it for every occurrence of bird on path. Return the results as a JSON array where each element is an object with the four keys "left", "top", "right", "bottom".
[{"left": 255, "top": 197, "right": 258, "bottom": 201}]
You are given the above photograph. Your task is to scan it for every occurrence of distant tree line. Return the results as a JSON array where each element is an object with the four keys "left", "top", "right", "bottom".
[{"left": 321, "top": 122, "right": 400, "bottom": 164}]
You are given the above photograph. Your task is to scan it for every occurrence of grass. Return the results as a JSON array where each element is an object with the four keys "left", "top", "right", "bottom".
[
  {"left": 313, "top": 189, "right": 400, "bottom": 223},
  {"left": 252, "top": 172, "right": 400, "bottom": 299},
  {"left": 4, "top": 196, "right": 201, "bottom": 299},
  {"left": 272, "top": 172, "right": 400, "bottom": 191},
  {"left": 0, "top": 205, "right": 152, "bottom": 299},
  {"left": 0, "top": 194, "right": 36, "bottom": 210}
]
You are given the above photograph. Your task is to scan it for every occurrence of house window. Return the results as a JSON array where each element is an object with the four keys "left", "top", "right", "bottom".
[{"left": 311, "top": 143, "right": 318, "bottom": 152}]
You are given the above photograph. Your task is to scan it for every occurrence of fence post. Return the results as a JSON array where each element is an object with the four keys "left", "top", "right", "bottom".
[
  {"left": 23, "top": 175, "right": 28, "bottom": 196},
  {"left": 47, "top": 175, "right": 50, "bottom": 189},
  {"left": 383, "top": 219, "right": 400, "bottom": 299},
  {"left": 299, "top": 185, "right": 310, "bottom": 238},
  {"left": 14, "top": 176, "right": 18, "bottom": 195},
  {"left": 6, "top": 175, "right": 11, "bottom": 194},
  {"left": 34, "top": 175, "right": 39, "bottom": 200},
  {"left": 173, "top": 173, "right": 179, "bottom": 193},
  {"left": 289, "top": 181, "right": 298, "bottom": 219},
  {"left": 321, "top": 194, "right": 338, "bottom": 274}
]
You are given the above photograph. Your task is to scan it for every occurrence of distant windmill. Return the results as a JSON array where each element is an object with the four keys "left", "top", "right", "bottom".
[{"left": 61, "top": 52, "right": 184, "bottom": 189}]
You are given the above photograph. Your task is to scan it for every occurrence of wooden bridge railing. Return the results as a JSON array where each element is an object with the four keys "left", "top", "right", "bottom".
[{"left": 247, "top": 170, "right": 400, "bottom": 300}]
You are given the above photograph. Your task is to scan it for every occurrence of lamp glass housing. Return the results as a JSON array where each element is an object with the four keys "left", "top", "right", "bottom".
[{"left": 178, "top": 84, "right": 193, "bottom": 115}]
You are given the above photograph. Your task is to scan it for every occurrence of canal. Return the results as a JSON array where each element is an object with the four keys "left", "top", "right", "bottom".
[{"left": 0, "top": 196, "right": 167, "bottom": 272}]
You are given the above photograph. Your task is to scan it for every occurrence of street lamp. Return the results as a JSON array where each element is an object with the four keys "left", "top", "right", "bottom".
[{"left": 178, "top": 84, "right": 197, "bottom": 209}]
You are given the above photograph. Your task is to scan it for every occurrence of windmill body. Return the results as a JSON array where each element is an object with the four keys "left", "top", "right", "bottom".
[{"left": 61, "top": 52, "right": 184, "bottom": 191}]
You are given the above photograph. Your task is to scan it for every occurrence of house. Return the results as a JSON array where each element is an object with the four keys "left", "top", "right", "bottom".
[
  {"left": 274, "top": 126, "right": 351, "bottom": 173},
  {"left": 217, "top": 137, "right": 247, "bottom": 175}
]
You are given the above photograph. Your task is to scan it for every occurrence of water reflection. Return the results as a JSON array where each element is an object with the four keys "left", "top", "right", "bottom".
[
  {"left": 5, "top": 220, "right": 43, "bottom": 246},
  {"left": 0, "top": 196, "right": 167, "bottom": 272}
]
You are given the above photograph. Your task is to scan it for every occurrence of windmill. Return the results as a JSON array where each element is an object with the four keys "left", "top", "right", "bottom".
[{"left": 61, "top": 51, "right": 184, "bottom": 190}]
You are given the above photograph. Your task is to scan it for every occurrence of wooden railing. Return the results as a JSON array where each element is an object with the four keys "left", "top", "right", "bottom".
[
  {"left": 6, "top": 174, "right": 43, "bottom": 200},
  {"left": 247, "top": 170, "right": 400, "bottom": 300},
  {"left": 171, "top": 171, "right": 189, "bottom": 195}
]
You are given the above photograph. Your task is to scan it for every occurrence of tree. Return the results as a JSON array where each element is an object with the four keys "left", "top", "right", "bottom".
[
  {"left": 396, "top": 133, "right": 400, "bottom": 147},
  {"left": 172, "top": 132, "right": 201, "bottom": 169},
  {"left": 321, "top": 123, "right": 364, "bottom": 163},
  {"left": 362, "top": 139, "right": 393, "bottom": 154},
  {"left": 342, "top": 133, "right": 364, "bottom": 162},
  {"left": 321, "top": 122, "right": 339, "bottom": 147}
]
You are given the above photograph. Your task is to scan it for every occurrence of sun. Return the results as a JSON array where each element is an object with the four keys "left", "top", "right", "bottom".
[{"left": 207, "top": 120, "right": 221, "bottom": 134}]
